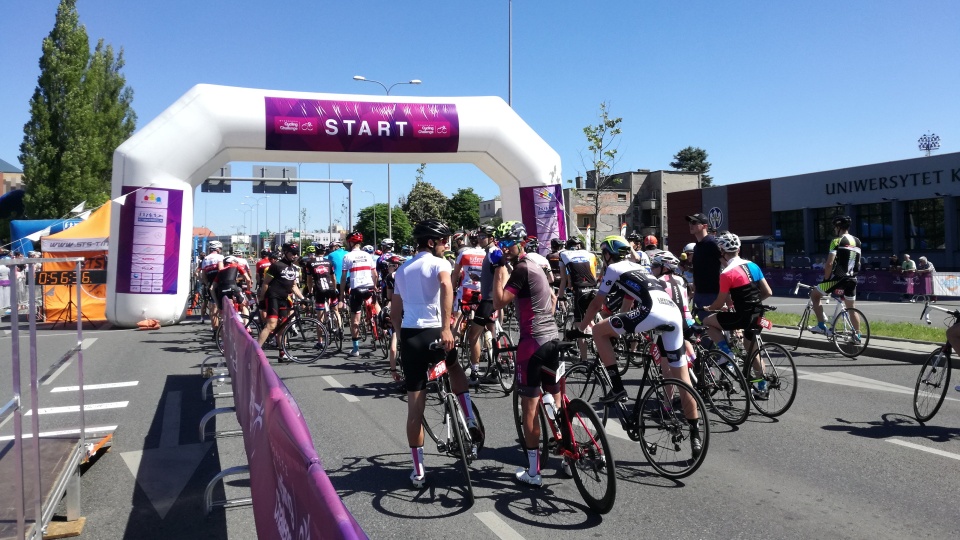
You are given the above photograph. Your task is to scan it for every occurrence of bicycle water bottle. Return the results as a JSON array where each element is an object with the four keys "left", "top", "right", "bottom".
[
  {"left": 542, "top": 393, "right": 557, "bottom": 421},
  {"left": 484, "top": 330, "right": 494, "bottom": 350}
]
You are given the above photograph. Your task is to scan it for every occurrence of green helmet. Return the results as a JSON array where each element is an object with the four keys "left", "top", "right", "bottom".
[
  {"left": 304, "top": 245, "right": 316, "bottom": 254},
  {"left": 495, "top": 220, "right": 527, "bottom": 241},
  {"left": 599, "top": 235, "right": 630, "bottom": 259}
]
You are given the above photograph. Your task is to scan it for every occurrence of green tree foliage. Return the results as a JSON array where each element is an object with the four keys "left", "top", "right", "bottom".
[
  {"left": 444, "top": 188, "right": 482, "bottom": 231},
  {"left": 575, "top": 101, "right": 623, "bottom": 248},
  {"left": 356, "top": 203, "right": 412, "bottom": 247},
  {"left": 400, "top": 167, "right": 449, "bottom": 225},
  {"left": 19, "top": 0, "right": 136, "bottom": 219},
  {"left": 671, "top": 146, "right": 713, "bottom": 187}
]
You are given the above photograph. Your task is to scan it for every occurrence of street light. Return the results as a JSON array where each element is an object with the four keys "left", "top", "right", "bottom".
[
  {"left": 237, "top": 207, "right": 253, "bottom": 234},
  {"left": 360, "top": 189, "right": 377, "bottom": 246},
  {"left": 352, "top": 75, "right": 422, "bottom": 239},
  {"left": 245, "top": 195, "right": 270, "bottom": 251}
]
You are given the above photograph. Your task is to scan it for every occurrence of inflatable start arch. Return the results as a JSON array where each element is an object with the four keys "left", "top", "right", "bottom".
[{"left": 107, "top": 84, "right": 565, "bottom": 327}]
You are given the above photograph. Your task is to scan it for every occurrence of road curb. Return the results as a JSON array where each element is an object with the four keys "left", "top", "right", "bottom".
[{"left": 761, "top": 327, "right": 957, "bottom": 368}]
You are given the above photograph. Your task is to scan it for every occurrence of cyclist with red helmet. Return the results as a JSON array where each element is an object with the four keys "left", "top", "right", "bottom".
[
  {"left": 257, "top": 242, "right": 306, "bottom": 361},
  {"left": 340, "top": 231, "right": 379, "bottom": 357}
]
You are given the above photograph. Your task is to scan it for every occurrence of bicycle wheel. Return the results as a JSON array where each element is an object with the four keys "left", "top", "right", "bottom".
[
  {"left": 496, "top": 332, "right": 516, "bottom": 395},
  {"left": 630, "top": 336, "right": 652, "bottom": 368},
  {"left": 698, "top": 350, "right": 750, "bottom": 425},
  {"left": 832, "top": 307, "right": 870, "bottom": 358},
  {"left": 565, "top": 398, "right": 617, "bottom": 514},
  {"left": 612, "top": 337, "right": 631, "bottom": 376},
  {"left": 280, "top": 317, "right": 328, "bottom": 364},
  {"left": 562, "top": 363, "right": 610, "bottom": 421},
  {"left": 795, "top": 307, "right": 811, "bottom": 349},
  {"left": 748, "top": 343, "right": 798, "bottom": 417},
  {"left": 215, "top": 314, "right": 260, "bottom": 354},
  {"left": 331, "top": 319, "right": 344, "bottom": 353},
  {"left": 446, "top": 394, "right": 474, "bottom": 506},
  {"left": 378, "top": 323, "right": 391, "bottom": 358},
  {"left": 512, "top": 389, "right": 550, "bottom": 462},
  {"left": 421, "top": 384, "right": 446, "bottom": 449},
  {"left": 913, "top": 347, "right": 952, "bottom": 423},
  {"left": 637, "top": 378, "right": 709, "bottom": 479}
]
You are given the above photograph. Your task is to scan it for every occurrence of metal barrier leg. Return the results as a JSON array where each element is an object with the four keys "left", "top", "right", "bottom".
[
  {"left": 198, "top": 407, "right": 242, "bottom": 442},
  {"left": 66, "top": 466, "right": 81, "bottom": 521},
  {"left": 204, "top": 465, "right": 252, "bottom": 514},
  {"left": 201, "top": 376, "right": 231, "bottom": 400}
]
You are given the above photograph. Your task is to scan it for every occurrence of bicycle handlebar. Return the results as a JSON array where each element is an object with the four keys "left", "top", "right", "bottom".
[{"left": 920, "top": 299, "right": 960, "bottom": 324}]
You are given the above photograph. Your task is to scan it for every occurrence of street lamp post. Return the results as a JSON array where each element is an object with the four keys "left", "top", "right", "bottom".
[
  {"left": 245, "top": 195, "right": 270, "bottom": 251},
  {"left": 352, "top": 75, "right": 422, "bottom": 239},
  {"left": 360, "top": 189, "right": 377, "bottom": 246}
]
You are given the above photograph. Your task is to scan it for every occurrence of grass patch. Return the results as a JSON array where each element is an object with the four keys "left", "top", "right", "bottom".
[{"left": 764, "top": 311, "right": 946, "bottom": 343}]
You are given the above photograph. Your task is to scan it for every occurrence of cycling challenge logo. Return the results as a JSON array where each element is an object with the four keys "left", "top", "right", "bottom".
[{"left": 708, "top": 207, "right": 723, "bottom": 230}]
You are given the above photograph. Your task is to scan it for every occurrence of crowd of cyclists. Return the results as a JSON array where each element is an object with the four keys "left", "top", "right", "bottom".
[{"left": 198, "top": 208, "right": 948, "bottom": 497}]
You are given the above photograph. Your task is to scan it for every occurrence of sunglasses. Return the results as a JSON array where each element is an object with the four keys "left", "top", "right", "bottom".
[{"left": 498, "top": 239, "right": 519, "bottom": 249}]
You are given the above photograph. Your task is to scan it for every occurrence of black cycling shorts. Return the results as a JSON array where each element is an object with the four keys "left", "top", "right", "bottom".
[
  {"left": 516, "top": 338, "right": 562, "bottom": 398},
  {"left": 573, "top": 288, "right": 597, "bottom": 323},
  {"left": 349, "top": 287, "right": 374, "bottom": 313},
  {"left": 215, "top": 285, "right": 244, "bottom": 308},
  {"left": 817, "top": 277, "right": 858, "bottom": 300},
  {"left": 473, "top": 299, "right": 499, "bottom": 325},
  {"left": 314, "top": 289, "right": 340, "bottom": 305},
  {"left": 265, "top": 296, "right": 292, "bottom": 320},
  {"left": 399, "top": 327, "right": 457, "bottom": 392}
]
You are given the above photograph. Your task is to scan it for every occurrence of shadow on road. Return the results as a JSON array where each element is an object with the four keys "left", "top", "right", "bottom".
[{"left": 822, "top": 413, "right": 960, "bottom": 443}]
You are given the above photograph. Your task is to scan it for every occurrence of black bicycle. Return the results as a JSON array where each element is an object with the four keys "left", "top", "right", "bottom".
[
  {"left": 913, "top": 299, "right": 959, "bottom": 422},
  {"left": 563, "top": 327, "right": 710, "bottom": 479}
]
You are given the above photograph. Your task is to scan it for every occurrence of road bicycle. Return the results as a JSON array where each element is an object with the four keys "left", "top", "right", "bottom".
[
  {"left": 563, "top": 327, "right": 710, "bottom": 479},
  {"left": 213, "top": 292, "right": 260, "bottom": 354},
  {"left": 314, "top": 300, "right": 344, "bottom": 354},
  {"left": 913, "top": 299, "right": 959, "bottom": 422},
  {"left": 510, "top": 340, "right": 617, "bottom": 514},
  {"left": 688, "top": 326, "right": 751, "bottom": 425},
  {"left": 420, "top": 342, "right": 485, "bottom": 506},
  {"left": 453, "top": 300, "right": 516, "bottom": 394},
  {"left": 260, "top": 299, "right": 329, "bottom": 364},
  {"left": 793, "top": 281, "right": 871, "bottom": 358},
  {"left": 724, "top": 306, "right": 798, "bottom": 417}
]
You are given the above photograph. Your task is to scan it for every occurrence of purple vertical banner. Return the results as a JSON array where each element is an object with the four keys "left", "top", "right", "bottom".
[
  {"left": 264, "top": 98, "right": 459, "bottom": 153},
  {"left": 519, "top": 184, "right": 566, "bottom": 254},
  {"left": 116, "top": 187, "right": 183, "bottom": 294}
]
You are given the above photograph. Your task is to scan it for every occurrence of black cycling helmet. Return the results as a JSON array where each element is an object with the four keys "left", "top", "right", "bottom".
[
  {"left": 625, "top": 231, "right": 641, "bottom": 242},
  {"left": 413, "top": 218, "right": 453, "bottom": 240},
  {"left": 260, "top": 249, "right": 270, "bottom": 258},
  {"left": 550, "top": 238, "right": 563, "bottom": 250},
  {"left": 525, "top": 236, "right": 540, "bottom": 253},
  {"left": 565, "top": 238, "right": 582, "bottom": 250},
  {"left": 832, "top": 215, "right": 852, "bottom": 228},
  {"left": 477, "top": 224, "right": 496, "bottom": 237},
  {"left": 268, "top": 251, "right": 279, "bottom": 260},
  {"left": 282, "top": 242, "right": 299, "bottom": 255}
]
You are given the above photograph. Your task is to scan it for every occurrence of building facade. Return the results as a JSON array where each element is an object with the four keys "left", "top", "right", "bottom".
[
  {"left": 667, "top": 151, "right": 960, "bottom": 270},
  {"left": 563, "top": 169, "right": 700, "bottom": 249},
  {"left": 0, "top": 158, "right": 24, "bottom": 195},
  {"left": 479, "top": 198, "right": 502, "bottom": 225}
]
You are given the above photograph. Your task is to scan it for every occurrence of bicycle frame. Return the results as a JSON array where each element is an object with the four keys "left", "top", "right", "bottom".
[{"left": 793, "top": 281, "right": 849, "bottom": 348}]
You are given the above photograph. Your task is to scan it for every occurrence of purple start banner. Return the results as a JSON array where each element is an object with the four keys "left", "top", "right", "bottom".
[
  {"left": 519, "top": 185, "right": 566, "bottom": 254},
  {"left": 264, "top": 98, "right": 460, "bottom": 153},
  {"left": 116, "top": 187, "right": 183, "bottom": 295}
]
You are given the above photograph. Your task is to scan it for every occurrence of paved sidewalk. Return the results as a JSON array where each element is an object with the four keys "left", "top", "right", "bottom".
[{"left": 761, "top": 325, "right": 958, "bottom": 367}]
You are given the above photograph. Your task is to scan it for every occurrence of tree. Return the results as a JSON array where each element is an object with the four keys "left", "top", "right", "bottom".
[
  {"left": 671, "top": 146, "right": 713, "bottom": 187},
  {"left": 573, "top": 101, "right": 623, "bottom": 249},
  {"left": 356, "top": 203, "right": 412, "bottom": 246},
  {"left": 400, "top": 166, "right": 449, "bottom": 224},
  {"left": 19, "top": 0, "right": 136, "bottom": 219},
  {"left": 445, "top": 188, "right": 482, "bottom": 231}
]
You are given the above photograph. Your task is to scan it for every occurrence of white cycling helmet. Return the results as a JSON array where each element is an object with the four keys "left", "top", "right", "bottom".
[
  {"left": 381, "top": 238, "right": 395, "bottom": 247},
  {"left": 717, "top": 231, "right": 741, "bottom": 253},
  {"left": 223, "top": 255, "right": 237, "bottom": 265},
  {"left": 363, "top": 245, "right": 375, "bottom": 254},
  {"left": 683, "top": 242, "right": 695, "bottom": 253},
  {"left": 209, "top": 240, "right": 223, "bottom": 250},
  {"left": 653, "top": 251, "right": 680, "bottom": 271}
]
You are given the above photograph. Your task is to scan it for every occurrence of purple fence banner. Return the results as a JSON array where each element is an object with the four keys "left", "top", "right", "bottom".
[
  {"left": 265, "top": 98, "right": 459, "bottom": 153},
  {"left": 519, "top": 184, "right": 566, "bottom": 254},
  {"left": 763, "top": 268, "right": 947, "bottom": 298},
  {"left": 116, "top": 186, "right": 183, "bottom": 294},
  {"left": 222, "top": 300, "right": 367, "bottom": 540}
]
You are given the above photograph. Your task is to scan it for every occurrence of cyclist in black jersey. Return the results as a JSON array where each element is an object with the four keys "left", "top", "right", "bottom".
[
  {"left": 257, "top": 242, "right": 306, "bottom": 359},
  {"left": 212, "top": 255, "right": 251, "bottom": 316},
  {"left": 809, "top": 215, "right": 863, "bottom": 338}
]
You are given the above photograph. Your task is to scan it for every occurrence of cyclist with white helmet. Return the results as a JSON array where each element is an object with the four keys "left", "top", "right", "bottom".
[
  {"left": 652, "top": 251, "right": 694, "bottom": 327},
  {"left": 680, "top": 243, "right": 696, "bottom": 294},
  {"left": 341, "top": 231, "right": 379, "bottom": 357},
  {"left": 701, "top": 232, "right": 773, "bottom": 398},
  {"left": 200, "top": 241, "right": 225, "bottom": 330},
  {"left": 558, "top": 236, "right": 600, "bottom": 360}
]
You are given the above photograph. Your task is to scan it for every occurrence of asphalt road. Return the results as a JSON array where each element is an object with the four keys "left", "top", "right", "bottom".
[{"left": 2, "top": 307, "right": 959, "bottom": 539}]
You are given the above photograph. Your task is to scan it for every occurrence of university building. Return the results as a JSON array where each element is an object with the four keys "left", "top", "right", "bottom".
[{"left": 667, "top": 151, "right": 960, "bottom": 271}]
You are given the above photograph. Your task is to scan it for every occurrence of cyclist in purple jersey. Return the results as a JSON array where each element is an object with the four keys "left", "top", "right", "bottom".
[{"left": 492, "top": 221, "right": 559, "bottom": 487}]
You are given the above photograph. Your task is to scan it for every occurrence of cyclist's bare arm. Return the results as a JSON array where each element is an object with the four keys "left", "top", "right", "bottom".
[
  {"left": 822, "top": 252, "right": 836, "bottom": 282},
  {"left": 706, "top": 291, "right": 732, "bottom": 312},
  {"left": 492, "top": 265, "right": 514, "bottom": 310},
  {"left": 758, "top": 278, "right": 773, "bottom": 301},
  {"left": 438, "top": 270, "right": 455, "bottom": 350}
]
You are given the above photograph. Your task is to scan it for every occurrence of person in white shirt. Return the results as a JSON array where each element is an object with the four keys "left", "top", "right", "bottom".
[
  {"left": 340, "top": 231, "right": 379, "bottom": 357},
  {"left": 392, "top": 219, "right": 479, "bottom": 488}
]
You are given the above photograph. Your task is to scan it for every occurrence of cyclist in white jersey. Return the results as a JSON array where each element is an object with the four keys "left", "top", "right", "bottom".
[
  {"left": 201, "top": 241, "right": 225, "bottom": 331},
  {"left": 452, "top": 240, "right": 486, "bottom": 380},
  {"left": 340, "top": 231, "right": 379, "bottom": 357},
  {"left": 522, "top": 238, "right": 555, "bottom": 283}
]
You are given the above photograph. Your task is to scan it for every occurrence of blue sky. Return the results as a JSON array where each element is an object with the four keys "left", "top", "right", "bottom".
[{"left": 3, "top": 1, "right": 958, "bottom": 236}]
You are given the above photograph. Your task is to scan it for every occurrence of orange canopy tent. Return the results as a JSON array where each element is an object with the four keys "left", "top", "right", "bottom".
[{"left": 40, "top": 204, "right": 110, "bottom": 322}]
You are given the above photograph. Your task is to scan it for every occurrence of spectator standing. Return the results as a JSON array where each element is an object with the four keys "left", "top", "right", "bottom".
[
  {"left": 686, "top": 213, "right": 721, "bottom": 322},
  {"left": 917, "top": 256, "right": 936, "bottom": 302},
  {"left": 902, "top": 254, "right": 917, "bottom": 301}
]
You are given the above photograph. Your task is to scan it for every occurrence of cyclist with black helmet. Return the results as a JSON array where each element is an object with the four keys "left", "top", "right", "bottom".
[
  {"left": 341, "top": 231, "right": 379, "bottom": 357},
  {"left": 257, "top": 242, "right": 307, "bottom": 359},
  {"left": 392, "top": 219, "right": 480, "bottom": 488},
  {"left": 625, "top": 232, "right": 651, "bottom": 269},
  {"left": 255, "top": 248, "right": 273, "bottom": 291},
  {"left": 523, "top": 237, "right": 554, "bottom": 283},
  {"left": 490, "top": 220, "right": 560, "bottom": 487},
  {"left": 213, "top": 253, "right": 252, "bottom": 317},
  {"left": 304, "top": 246, "right": 340, "bottom": 327},
  {"left": 452, "top": 231, "right": 468, "bottom": 256},
  {"left": 545, "top": 238, "right": 564, "bottom": 289},
  {"left": 808, "top": 215, "right": 863, "bottom": 339}
]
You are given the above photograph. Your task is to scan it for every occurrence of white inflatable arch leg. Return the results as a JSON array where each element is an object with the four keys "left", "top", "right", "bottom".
[{"left": 107, "top": 84, "right": 565, "bottom": 327}]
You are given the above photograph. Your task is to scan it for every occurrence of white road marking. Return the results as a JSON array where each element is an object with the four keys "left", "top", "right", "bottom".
[
  {"left": 475, "top": 512, "right": 525, "bottom": 540},
  {"left": 159, "top": 391, "right": 181, "bottom": 448},
  {"left": 603, "top": 419, "right": 631, "bottom": 441},
  {"left": 24, "top": 401, "right": 128, "bottom": 416},
  {"left": 797, "top": 369, "right": 960, "bottom": 401},
  {"left": 887, "top": 438, "right": 960, "bottom": 461},
  {"left": 51, "top": 381, "right": 139, "bottom": 393},
  {"left": 0, "top": 425, "right": 117, "bottom": 442},
  {"left": 322, "top": 375, "right": 359, "bottom": 402}
]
